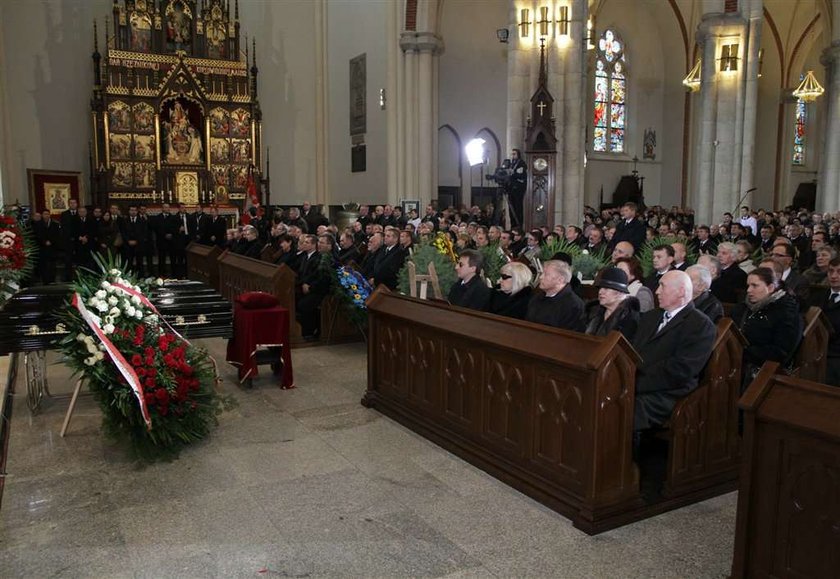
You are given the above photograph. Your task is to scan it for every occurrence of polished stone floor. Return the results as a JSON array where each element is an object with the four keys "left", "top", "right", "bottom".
[{"left": 0, "top": 340, "right": 737, "bottom": 577}]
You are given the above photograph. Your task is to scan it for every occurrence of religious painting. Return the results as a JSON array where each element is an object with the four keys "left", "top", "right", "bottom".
[
  {"left": 133, "top": 135, "right": 156, "bottom": 161},
  {"left": 643, "top": 128, "right": 656, "bottom": 160},
  {"left": 231, "top": 139, "right": 250, "bottom": 163},
  {"left": 109, "top": 134, "right": 132, "bottom": 160},
  {"left": 108, "top": 101, "right": 131, "bottom": 133},
  {"left": 215, "top": 184, "right": 230, "bottom": 205},
  {"left": 211, "top": 164, "right": 230, "bottom": 188},
  {"left": 113, "top": 162, "right": 134, "bottom": 188},
  {"left": 209, "top": 107, "right": 230, "bottom": 136},
  {"left": 27, "top": 169, "right": 81, "bottom": 214},
  {"left": 129, "top": 12, "right": 152, "bottom": 52},
  {"left": 175, "top": 171, "right": 199, "bottom": 205},
  {"left": 165, "top": 0, "right": 192, "bottom": 53},
  {"left": 230, "top": 165, "right": 248, "bottom": 189},
  {"left": 135, "top": 163, "right": 156, "bottom": 188},
  {"left": 349, "top": 53, "right": 366, "bottom": 136},
  {"left": 206, "top": 20, "right": 226, "bottom": 60},
  {"left": 230, "top": 108, "right": 250, "bottom": 138},
  {"left": 210, "top": 138, "right": 230, "bottom": 164},
  {"left": 133, "top": 102, "right": 155, "bottom": 133},
  {"left": 161, "top": 97, "right": 204, "bottom": 165},
  {"left": 401, "top": 199, "right": 420, "bottom": 217}
]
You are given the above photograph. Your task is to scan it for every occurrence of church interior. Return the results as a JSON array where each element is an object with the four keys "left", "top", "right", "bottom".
[{"left": 1, "top": 0, "right": 839, "bottom": 577}]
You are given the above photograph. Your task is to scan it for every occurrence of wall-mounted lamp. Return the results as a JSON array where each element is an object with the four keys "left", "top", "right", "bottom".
[
  {"left": 496, "top": 28, "right": 510, "bottom": 43},
  {"left": 538, "top": 6, "right": 551, "bottom": 38},
  {"left": 682, "top": 59, "right": 702, "bottom": 92},
  {"left": 757, "top": 48, "right": 764, "bottom": 78},
  {"left": 557, "top": 6, "right": 570, "bottom": 37},
  {"left": 379, "top": 88, "right": 386, "bottom": 110},
  {"left": 719, "top": 43, "right": 739, "bottom": 72},
  {"left": 584, "top": 16, "right": 595, "bottom": 50},
  {"left": 519, "top": 8, "right": 531, "bottom": 38}
]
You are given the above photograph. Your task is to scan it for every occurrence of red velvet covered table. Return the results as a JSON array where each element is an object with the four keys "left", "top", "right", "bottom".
[{"left": 226, "top": 302, "right": 294, "bottom": 388}]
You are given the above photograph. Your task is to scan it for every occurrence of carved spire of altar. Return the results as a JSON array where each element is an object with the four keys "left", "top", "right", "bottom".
[
  {"left": 538, "top": 37, "right": 547, "bottom": 88},
  {"left": 250, "top": 37, "right": 258, "bottom": 99}
]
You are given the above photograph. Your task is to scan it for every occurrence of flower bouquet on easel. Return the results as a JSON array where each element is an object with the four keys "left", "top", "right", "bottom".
[{"left": 58, "top": 254, "right": 231, "bottom": 460}]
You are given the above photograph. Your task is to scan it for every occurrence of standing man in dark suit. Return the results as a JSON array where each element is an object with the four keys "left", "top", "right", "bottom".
[
  {"left": 75, "top": 207, "right": 96, "bottom": 270},
  {"left": 173, "top": 204, "right": 195, "bottom": 278},
  {"left": 508, "top": 149, "right": 527, "bottom": 228},
  {"left": 632, "top": 270, "right": 716, "bottom": 431},
  {"left": 370, "top": 228, "right": 406, "bottom": 290},
  {"left": 301, "top": 201, "right": 329, "bottom": 233},
  {"left": 526, "top": 260, "right": 585, "bottom": 332},
  {"left": 295, "top": 234, "right": 329, "bottom": 340},
  {"left": 448, "top": 249, "right": 491, "bottom": 311},
  {"left": 192, "top": 205, "right": 208, "bottom": 245},
  {"left": 155, "top": 203, "right": 178, "bottom": 277},
  {"left": 202, "top": 206, "right": 227, "bottom": 247},
  {"left": 609, "top": 202, "right": 647, "bottom": 252},
  {"left": 120, "top": 205, "right": 148, "bottom": 276},
  {"left": 60, "top": 199, "right": 80, "bottom": 280},
  {"left": 35, "top": 210, "right": 61, "bottom": 283},
  {"left": 813, "top": 257, "right": 840, "bottom": 386}
]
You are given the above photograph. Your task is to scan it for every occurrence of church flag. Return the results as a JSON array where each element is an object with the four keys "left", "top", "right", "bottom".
[{"left": 243, "top": 165, "right": 259, "bottom": 225}]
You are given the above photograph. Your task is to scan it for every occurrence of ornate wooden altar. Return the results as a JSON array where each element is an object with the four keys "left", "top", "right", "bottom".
[{"left": 90, "top": 0, "right": 264, "bottom": 210}]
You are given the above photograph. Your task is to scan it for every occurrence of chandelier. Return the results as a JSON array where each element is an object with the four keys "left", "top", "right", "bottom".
[{"left": 792, "top": 70, "right": 825, "bottom": 102}]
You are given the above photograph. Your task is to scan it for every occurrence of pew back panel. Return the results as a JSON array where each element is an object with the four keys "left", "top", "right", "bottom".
[
  {"left": 732, "top": 363, "right": 840, "bottom": 578},
  {"left": 665, "top": 319, "right": 744, "bottom": 496},
  {"left": 185, "top": 243, "right": 223, "bottom": 291},
  {"left": 794, "top": 306, "right": 831, "bottom": 384},
  {"left": 364, "top": 289, "right": 642, "bottom": 532}
]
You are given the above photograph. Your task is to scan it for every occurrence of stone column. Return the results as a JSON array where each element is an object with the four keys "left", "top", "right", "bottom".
[
  {"left": 690, "top": 7, "right": 759, "bottom": 225},
  {"left": 314, "top": 0, "right": 329, "bottom": 206},
  {"left": 818, "top": 0, "right": 840, "bottom": 212}
]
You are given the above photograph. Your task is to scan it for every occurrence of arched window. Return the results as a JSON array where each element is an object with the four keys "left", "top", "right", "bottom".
[
  {"left": 592, "top": 29, "right": 626, "bottom": 153},
  {"left": 792, "top": 98, "right": 806, "bottom": 166}
]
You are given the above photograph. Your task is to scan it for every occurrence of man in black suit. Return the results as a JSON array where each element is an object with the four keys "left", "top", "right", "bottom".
[
  {"left": 34, "top": 210, "right": 61, "bottom": 283},
  {"left": 813, "top": 257, "right": 840, "bottom": 386},
  {"left": 644, "top": 244, "right": 675, "bottom": 291},
  {"left": 120, "top": 205, "right": 148, "bottom": 276},
  {"left": 361, "top": 232, "right": 382, "bottom": 280},
  {"left": 155, "top": 203, "right": 178, "bottom": 277},
  {"left": 632, "top": 270, "right": 716, "bottom": 431},
  {"left": 526, "top": 260, "right": 585, "bottom": 331},
  {"left": 671, "top": 242, "right": 688, "bottom": 271},
  {"left": 60, "top": 199, "right": 80, "bottom": 280},
  {"left": 173, "top": 204, "right": 195, "bottom": 277},
  {"left": 508, "top": 149, "right": 527, "bottom": 228},
  {"left": 338, "top": 232, "right": 360, "bottom": 265},
  {"left": 233, "top": 225, "right": 263, "bottom": 259},
  {"left": 420, "top": 204, "right": 439, "bottom": 231},
  {"left": 767, "top": 242, "right": 810, "bottom": 310},
  {"left": 295, "top": 234, "right": 329, "bottom": 339},
  {"left": 201, "top": 206, "right": 227, "bottom": 247},
  {"left": 301, "top": 201, "right": 329, "bottom": 233},
  {"left": 758, "top": 224, "right": 776, "bottom": 253},
  {"left": 369, "top": 228, "right": 406, "bottom": 290},
  {"left": 687, "top": 265, "right": 723, "bottom": 323},
  {"left": 609, "top": 202, "right": 647, "bottom": 252},
  {"left": 691, "top": 225, "right": 717, "bottom": 255},
  {"left": 710, "top": 242, "right": 747, "bottom": 304},
  {"left": 448, "top": 249, "right": 491, "bottom": 311},
  {"left": 75, "top": 207, "right": 96, "bottom": 270},
  {"left": 585, "top": 227, "right": 606, "bottom": 255}
]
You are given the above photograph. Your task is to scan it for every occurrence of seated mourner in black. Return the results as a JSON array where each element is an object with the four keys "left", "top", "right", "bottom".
[
  {"left": 526, "top": 260, "right": 585, "bottom": 332},
  {"left": 487, "top": 261, "right": 533, "bottom": 320},
  {"left": 447, "top": 249, "right": 491, "bottom": 311},
  {"left": 584, "top": 266, "right": 640, "bottom": 340},
  {"left": 687, "top": 264, "right": 724, "bottom": 323},
  {"left": 631, "top": 270, "right": 716, "bottom": 431},
  {"left": 729, "top": 266, "right": 803, "bottom": 384},
  {"left": 811, "top": 256, "right": 840, "bottom": 386}
]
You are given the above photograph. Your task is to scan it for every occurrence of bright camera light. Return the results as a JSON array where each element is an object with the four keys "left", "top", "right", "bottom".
[{"left": 465, "top": 138, "right": 486, "bottom": 166}]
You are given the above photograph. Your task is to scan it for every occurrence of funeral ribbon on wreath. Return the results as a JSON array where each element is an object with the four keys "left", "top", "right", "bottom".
[
  {"left": 71, "top": 292, "right": 152, "bottom": 428},
  {"left": 111, "top": 282, "right": 191, "bottom": 346}
]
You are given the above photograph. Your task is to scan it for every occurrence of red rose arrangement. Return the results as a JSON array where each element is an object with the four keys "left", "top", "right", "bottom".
[
  {"left": 0, "top": 211, "right": 36, "bottom": 307},
  {"left": 60, "top": 256, "right": 230, "bottom": 459}
]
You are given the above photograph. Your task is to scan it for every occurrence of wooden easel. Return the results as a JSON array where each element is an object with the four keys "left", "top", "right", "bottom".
[{"left": 407, "top": 261, "right": 443, "bottom": 300}]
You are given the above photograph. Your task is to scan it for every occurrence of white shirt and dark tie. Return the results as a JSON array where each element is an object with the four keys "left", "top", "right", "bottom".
[{"left": 657, "top": 303, "right": 688, "bottom": 333}]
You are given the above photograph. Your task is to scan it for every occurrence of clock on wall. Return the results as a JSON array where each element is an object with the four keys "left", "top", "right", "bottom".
[{"left": 532, "top": 157, "right": 549, "bottom": 172}]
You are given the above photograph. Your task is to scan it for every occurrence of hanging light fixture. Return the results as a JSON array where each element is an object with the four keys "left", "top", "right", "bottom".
[
  {"left": 682, "top": 59, "right": 702, "bottom": 92},
  {"left": 792, "top": 70, "right": 825, "bottom": 102}
]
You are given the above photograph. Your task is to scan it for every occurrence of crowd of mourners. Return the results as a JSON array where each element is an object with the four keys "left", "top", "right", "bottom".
[{"left": 32, "top": 197, "right": 840, "bottom": 434}]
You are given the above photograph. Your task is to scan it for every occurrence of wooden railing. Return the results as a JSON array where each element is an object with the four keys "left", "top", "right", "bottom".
[{"left": 185, "top": 243, "right": 224, "bottom": 291}]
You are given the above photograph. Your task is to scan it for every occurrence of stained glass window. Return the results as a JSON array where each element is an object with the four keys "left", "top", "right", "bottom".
[
  {"left": 793, "top": 98, "right": 806, "bottom": 166},
  {"left": 593, "top": 29, "right": 626, "bottom": 153}
]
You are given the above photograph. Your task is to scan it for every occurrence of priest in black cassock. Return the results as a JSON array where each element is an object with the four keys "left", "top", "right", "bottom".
[{"left": 447, "top": 249, "right": 490, "bottom": 311}]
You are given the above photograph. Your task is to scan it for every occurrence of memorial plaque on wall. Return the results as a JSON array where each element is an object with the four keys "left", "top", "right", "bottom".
[{"left": 350, "top": 54, "right": 366, "bottom": 136}]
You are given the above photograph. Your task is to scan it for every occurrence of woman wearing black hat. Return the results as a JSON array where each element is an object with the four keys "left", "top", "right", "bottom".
[{"left": 584, "top": 266, "right": 640, "bottom": 340}]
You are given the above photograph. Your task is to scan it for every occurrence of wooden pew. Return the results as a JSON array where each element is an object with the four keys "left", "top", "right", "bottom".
[
  {"left": 185, "top": 242, "right": 224, "bottom": 291},
  {"left": 732, "top": 362, "right": 840, "bottom": 578},
  {"left": 663, "top": 318, "right": 744, "bottom": 497},
  {"left": 216, "top": 252, "right": 361, "bottom": 347},
  {"left": 363, "top": 289, "right": 745, "bottom": 533},
  {"left": 792, "top": 306, "right": 832, "bottom": 384}
]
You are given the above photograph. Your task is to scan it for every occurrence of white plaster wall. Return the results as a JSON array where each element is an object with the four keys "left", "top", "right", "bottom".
[
  {"left": 325, "top": 0, "right": 388, "bottom": 206},
  {"left": 438, "top": 0, "right": 508, "bottom": 206},
  {"left": 584, "top": 0, "right": 686, "bottom": 209}
]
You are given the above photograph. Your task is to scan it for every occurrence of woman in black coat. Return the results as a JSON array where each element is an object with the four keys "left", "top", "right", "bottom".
[
  {"left": 487, "top": 261, "right": 533, "bottom": 320},
  {"left": 730, "top": 266, "right": 803, "bottom": 382},
  {"left": 584, "top": 267, "right": 640, "bottom": 340}
]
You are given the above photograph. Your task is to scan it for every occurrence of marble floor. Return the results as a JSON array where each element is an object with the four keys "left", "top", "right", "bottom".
[{"left": 0, "top": 340, "right": 737, "bottom": 578}]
